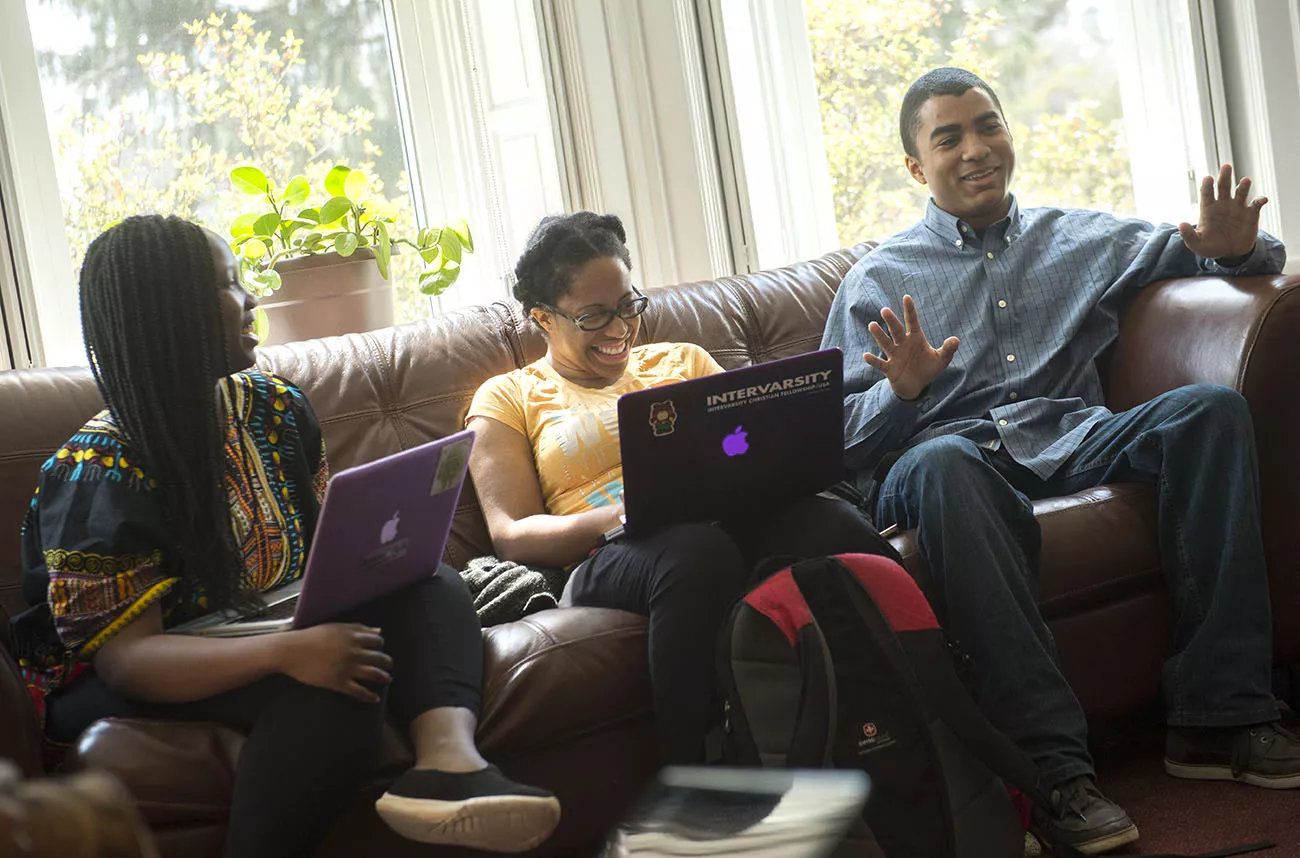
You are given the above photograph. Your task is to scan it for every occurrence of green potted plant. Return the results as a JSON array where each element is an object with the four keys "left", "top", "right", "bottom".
[{"left": 228, "top": 163, "right": 474, "bottom": 344}]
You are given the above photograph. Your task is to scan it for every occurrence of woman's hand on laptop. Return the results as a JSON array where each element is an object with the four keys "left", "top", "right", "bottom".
[{"left": 275, "top": 623, "right": 393, "bottom": 704}]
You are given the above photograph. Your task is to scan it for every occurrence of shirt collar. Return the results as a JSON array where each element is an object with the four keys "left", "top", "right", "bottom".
[{"left": 923, "top": 195, "right": 1022, "bottom": 249}]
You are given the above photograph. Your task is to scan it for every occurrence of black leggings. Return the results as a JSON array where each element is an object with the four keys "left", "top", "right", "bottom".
[
  {"left": 566, "top": 495, "right": 883, "bottom": 764},
  {"left": 44, "top": 565, "right": 482, "bottom": 858}
]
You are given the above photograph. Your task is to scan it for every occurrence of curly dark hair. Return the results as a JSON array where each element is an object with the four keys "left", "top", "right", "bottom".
[
  {"left": 512, "top": 212, "right": 632, "bottom": 313},
  {"left": 899, "top": 67, "right": 1005, "bottom": 160},
  {"left": 79, "top": 214, "right": 252, "bottom": 613}
]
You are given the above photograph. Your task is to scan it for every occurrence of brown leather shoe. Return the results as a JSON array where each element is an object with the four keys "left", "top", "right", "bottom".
[
  {"left": 1031, "top": 776, "right": 1139, "bottom": 855},
  {"left": 1166, "top": 722, "right": 1300, "bottom": 789}
]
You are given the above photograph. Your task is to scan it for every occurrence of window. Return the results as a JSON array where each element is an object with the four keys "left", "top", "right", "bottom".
[
  {"left": 0, "top": 0, "right": 563, "bottom": 367},
  {"left": 711, "top": 0, "right": 1222, "bottom": 269}
]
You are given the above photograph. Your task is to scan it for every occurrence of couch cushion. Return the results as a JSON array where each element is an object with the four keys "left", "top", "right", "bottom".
[
  {"left": 71, "top": 718, "right": 242, "bottom": 826},
  {"left": 478, "top": 608, "right": 652, "bottom": 754},
  {"left": 641, "top": 244, "right": 872, "bottom": 368}
]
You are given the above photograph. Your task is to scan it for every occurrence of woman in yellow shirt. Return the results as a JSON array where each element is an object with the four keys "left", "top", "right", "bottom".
[{"left": 468, "top": 212, "right": 882, "bottom": 764}]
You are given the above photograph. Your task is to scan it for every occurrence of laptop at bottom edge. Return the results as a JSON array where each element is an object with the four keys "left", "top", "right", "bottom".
[{"left": 604, "top": 767, "right": 869, "bottom": 857}]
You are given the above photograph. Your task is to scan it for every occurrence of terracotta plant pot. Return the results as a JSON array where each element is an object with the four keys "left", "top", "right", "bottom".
[{"left": 259, "top": 250, "right": 394, "bottom": 345}]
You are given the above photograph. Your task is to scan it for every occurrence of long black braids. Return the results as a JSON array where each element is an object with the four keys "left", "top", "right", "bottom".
[{"left": 79, "top": 214, "right": 251, "bottom": 613}]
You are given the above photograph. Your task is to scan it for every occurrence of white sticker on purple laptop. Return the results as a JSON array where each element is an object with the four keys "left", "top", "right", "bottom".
[{"left": 430, "top": 436, "right": 472, "bottom": 495}]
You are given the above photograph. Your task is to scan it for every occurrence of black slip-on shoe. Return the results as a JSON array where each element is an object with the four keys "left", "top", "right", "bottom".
[{"left": 375, "top": 765, "right": 561, "bottom": 853}]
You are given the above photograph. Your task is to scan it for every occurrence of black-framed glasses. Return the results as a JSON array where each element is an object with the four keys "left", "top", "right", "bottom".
[{"left": 543, "top": 290, "right": 649, "bottom": 332}]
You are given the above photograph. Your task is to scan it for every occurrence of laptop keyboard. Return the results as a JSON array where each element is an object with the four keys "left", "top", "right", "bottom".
[{"left": 235, "top": 597, "right": 298, "bottom": 623}]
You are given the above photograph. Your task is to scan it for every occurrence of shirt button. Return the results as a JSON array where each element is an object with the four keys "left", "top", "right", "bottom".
[
  {"left": 1006, "top": 354, "right": 1016, "bottom": 362},
  {"left": 986, "top": 252, "right": 995, "bottom": 259},
  {"left": 998, "top": 299, "right": 1007, "bottom": 308},
  {"left": 1009, "top": 392, "right": 1018, "bottom": 400},
  {"left": 955, "top": 239, "right": 963, "bottom": 247},
  {"left": 1005, "top": 236, "right": 1012, "bottom": 244},
  {"left": 999, "top": 419, "right": 1009, "bottom": 426},
  {"left": 960, "top": 224, "right": 968, "bottom": 232}
]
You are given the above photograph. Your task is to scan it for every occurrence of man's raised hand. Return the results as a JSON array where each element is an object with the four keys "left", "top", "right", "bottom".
[
  {"left": 863, "top": 294, "right": 959, "bottom": 401},
  {"left": 1178, "top": 163, "right": 1268, "bottom": 261}
]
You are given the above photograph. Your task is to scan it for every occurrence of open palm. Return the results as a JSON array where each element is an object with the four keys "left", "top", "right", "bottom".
[
  {"left": 864, "top": 295, "right": 959, "bottom": 401},
  {"left": 1178, "top": 164, "right": 1267, "bottom": 261}
]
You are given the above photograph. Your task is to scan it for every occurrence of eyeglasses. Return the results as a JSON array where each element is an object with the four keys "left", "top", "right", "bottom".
[{"left": 543, "top": 291, "right": 649, "bottom": 332}]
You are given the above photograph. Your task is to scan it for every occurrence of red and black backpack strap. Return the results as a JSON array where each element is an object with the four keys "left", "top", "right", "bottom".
[{"left": 716, "top": 561, "right": 838, "bottom": 769}]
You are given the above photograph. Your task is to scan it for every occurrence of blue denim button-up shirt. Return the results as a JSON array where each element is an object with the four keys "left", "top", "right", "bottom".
[{"left": 821, "top": 197, "right": 1286, "bottom": 483}]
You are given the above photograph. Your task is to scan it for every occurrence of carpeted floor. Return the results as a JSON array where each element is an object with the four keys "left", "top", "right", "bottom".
[{"left": 1091, "top": 721, "right": 1300, "bottom": 858}]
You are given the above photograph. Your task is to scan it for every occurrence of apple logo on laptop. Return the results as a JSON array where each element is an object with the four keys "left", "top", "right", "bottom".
[
  {"left": 380, "top": 511, "right": 401, "bottom": 544},
  {"left": 722, "top": 426, "right": 749, "bottom": 457}
]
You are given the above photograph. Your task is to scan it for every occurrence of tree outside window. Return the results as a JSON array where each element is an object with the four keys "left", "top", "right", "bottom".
[
  {"left": 806, "top": 0, "right": 1135, "bottom": 245},
  {"left": 31, "top": 1, "right": 434, "bottom": 324}
]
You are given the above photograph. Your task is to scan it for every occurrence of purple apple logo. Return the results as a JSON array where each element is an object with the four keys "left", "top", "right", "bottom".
[
  {"left": 380, "top": 510, "right": 401, "bottom": 544},
  {"left": 722, "top": 425, "right": 749, "bottom": 457}
]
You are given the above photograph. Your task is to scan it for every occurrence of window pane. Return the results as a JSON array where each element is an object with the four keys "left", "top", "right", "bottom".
[
  {"left": 26, "top": 0, "right": 434, "bottom": 337},
  {"left": 804, "top": 0, "right": 1143, "bottom": 244}
]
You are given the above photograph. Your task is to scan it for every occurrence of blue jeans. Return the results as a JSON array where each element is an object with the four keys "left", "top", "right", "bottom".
[{"left": 875, "top": 384, "right": 1277, "bottom": 787}]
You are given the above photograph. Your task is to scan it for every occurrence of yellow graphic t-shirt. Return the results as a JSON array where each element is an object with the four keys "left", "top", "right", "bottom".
[{"left": 468, "top": 343, "right": 723, "bottom": 516}]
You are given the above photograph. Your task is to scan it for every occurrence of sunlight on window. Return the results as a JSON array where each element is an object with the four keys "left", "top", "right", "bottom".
[
  {"left": 803, "top": 0, "right": 1135, "bottom": 244},
  {"left": 26, "top": 0, "right": 435, "bottom": 327}
]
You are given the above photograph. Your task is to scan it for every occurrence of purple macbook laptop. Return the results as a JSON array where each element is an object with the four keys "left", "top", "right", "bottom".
[
  {"left": 174, "top": 429, "right": 475, "bottom": 637},
  {"left": 616, "top": 349, "right": 844, "bottom": 537}
]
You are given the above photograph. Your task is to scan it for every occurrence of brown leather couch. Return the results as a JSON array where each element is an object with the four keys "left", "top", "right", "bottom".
[{"left": 2, "top": 243, "right": 1299, "bottom": 857}]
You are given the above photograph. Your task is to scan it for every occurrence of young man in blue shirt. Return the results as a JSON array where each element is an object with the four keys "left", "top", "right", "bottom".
[{"left": 821, "top": 66, "right": 1299, "bottom": 854}]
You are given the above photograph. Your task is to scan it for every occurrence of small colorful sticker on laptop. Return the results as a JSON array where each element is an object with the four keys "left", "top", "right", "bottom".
[
  {"left": 430, "top": 436, "right": 473, "bottom": 495},
  {"left": 649, "top": 400, "right": 677, "bottom": 437}
]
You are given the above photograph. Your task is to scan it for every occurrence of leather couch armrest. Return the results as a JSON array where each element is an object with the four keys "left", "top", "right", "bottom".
[
  {"left": 1106, "top": 274, "right": 1300, "bottom": 662},
  {"left": 0, "top": 608, "right": 45, "bottom": 777},
  {"left": 1105, "top": 275, "right": 1300, "bottom": 408}
]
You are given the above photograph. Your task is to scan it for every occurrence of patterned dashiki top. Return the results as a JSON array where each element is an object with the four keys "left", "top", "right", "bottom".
[{"left": 15, "top": 370, "right": 328, "bottom": 716}]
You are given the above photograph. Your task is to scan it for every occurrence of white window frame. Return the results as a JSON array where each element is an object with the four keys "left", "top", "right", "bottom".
[
  {"left": 0, "top": 142, "right": 31, "bottom": 370},
  {"left": 1112, "top": 0, "right": 1232, "bottom": 226},
  {"left": 698, "top": 0, "right": 840, "bottom": 272},
  {"left": 0, "top": 1, "right": 78, "bottom": 368},
  {"left": 388, "top": 0, "right": 566, "bottom": 313},
  {"left": 1212, "top": 0, "right": 1300, "bottom": 272},
  {"left": 537, "top": 0, "right": 737, "bottom": 289},
  {"left": 0, "top": 0, "right": 565, "bottom": 367}
]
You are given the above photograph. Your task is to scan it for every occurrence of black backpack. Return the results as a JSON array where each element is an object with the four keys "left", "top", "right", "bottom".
[{"left": 715, "top": 553, "right": 1275, "bottom": 858}]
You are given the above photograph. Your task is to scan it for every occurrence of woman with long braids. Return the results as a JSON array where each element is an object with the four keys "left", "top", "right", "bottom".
[
  {"left": 467, "top": 212, "right": 886, "bottom": 766},
  {"left": 15, "top": 215, "right": 559, "bottom": 857}
]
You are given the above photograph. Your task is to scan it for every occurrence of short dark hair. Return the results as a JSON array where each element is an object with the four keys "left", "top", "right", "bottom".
[
  {"left": 513, "top": 212, "right": 632, "bottom": 313},
  {"left": 899, "top": 67, "right": 1005, "bottom": 160}
]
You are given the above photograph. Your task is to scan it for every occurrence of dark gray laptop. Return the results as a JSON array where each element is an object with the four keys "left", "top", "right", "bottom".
[{"left": 616, "top": 349, "right": 844, "bottom": 536}]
